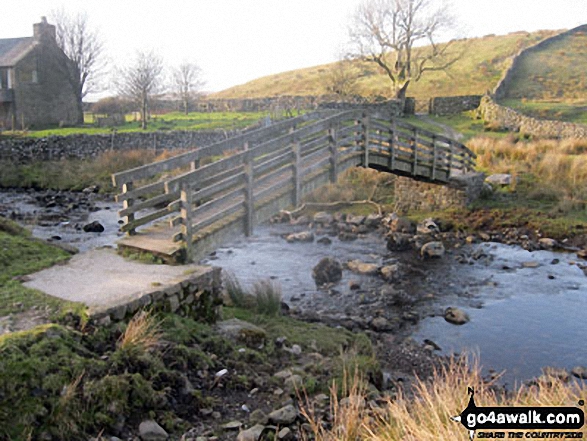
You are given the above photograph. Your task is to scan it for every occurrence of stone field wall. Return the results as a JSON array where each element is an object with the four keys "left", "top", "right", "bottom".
[
  {"left": 429, "top": 95, "right": 482, "bottom": 115},
  {"left": 394, "top": 172, "right": 486, "bottom": 213},
  {"left": 0, "top": 130, "right": 228, "bottom": 163},
  {"left": 477, "top": 96, "right": 587, "bottom": 139}
]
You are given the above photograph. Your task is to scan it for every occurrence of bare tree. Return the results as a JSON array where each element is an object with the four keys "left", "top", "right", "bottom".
[
  {"left": 173, "top": 62, "right": 204, "bottom": 114},
  {"left": 51, "top": 9, "right": 104, "bottom": 124},
  {"left": 323, "top": 59, "right": 360, "bottom": 99},
  {"left": 116, "top": 50, "right": 165, "bottom": 130},
  {"left": 348, "top": 0, "right": 461, "bottom": 100}
]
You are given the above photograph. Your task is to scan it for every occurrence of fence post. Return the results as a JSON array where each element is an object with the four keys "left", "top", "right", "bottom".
[
  {"left": 122, "top": 181, "right": 136, "bottom": 235},
  {"left": 362, "top": 111, "right": 370, "bottom": 167},
  {"left": 244, "top": 150, "right": 254, "bottom": 237},
  {"left": 180, "top": 183, "right": 194, "bottom": 263},
  {"left": 329, "top": 124, "right": 339, "bottom": 184}
]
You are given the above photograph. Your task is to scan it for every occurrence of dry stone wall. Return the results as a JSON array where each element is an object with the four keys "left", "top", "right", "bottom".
[
  {"left": 429, "top": 95, "right": 482, "bottom": 115},
  {"left": 394, "top": 172, "right": 486, "bottom": 213},
  {"left": 477, "top": 96, "right": 587, "bottom": 139},
  {"left": 0, "top": 130, "right": 228, "bottom": 163}
]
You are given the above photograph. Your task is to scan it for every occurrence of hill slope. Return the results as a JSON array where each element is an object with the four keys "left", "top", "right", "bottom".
[
  {"left": 210, "top": 30, "right": 560, "bottom": 100},
  {"left": 500, "top": 25, "right": 587, "bottom": 101}
]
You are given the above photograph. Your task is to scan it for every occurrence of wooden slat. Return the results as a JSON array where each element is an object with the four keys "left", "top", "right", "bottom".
[
  {"left": 118, "top": 191, "right": 179, "bottom": 217},
  {"left": 115, "top": 181, "right": 165, "bottom": 203},
  {"left": 254, "top": 150, "right": 293, "bottom": 176},
  {"left": 192, "top": 186, "right": 245, "bottom": 218},
  {"left": 121, "top": 206, "right": 172, "bottom": 233}
]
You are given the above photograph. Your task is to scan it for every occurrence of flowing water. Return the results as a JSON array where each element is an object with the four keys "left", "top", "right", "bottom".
[{"left": 3, "top": 189, "right": 587, "bottom": 385}]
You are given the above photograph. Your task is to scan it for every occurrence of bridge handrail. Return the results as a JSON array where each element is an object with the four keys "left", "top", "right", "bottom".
[{"left": 111, "top": 110, "right": 333, "bottom": 188}]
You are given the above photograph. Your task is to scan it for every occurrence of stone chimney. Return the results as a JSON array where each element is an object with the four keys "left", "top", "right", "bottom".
[{"left": 33, "top": 17, "right": 56, "bottom": 42}]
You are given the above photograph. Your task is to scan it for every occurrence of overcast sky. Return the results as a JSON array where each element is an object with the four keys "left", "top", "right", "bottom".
[{"left": 2, "top": 0, "right": 586, "bottom": 99}]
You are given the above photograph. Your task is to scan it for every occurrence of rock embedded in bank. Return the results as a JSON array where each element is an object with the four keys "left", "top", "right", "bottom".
[
  {"left": 138, "top": 420, "right": 168, "bottom": 441},
  {"left": 312, "top": 257, "right": 343, "bottom": 286},
  {"left": 285, "top": 231, "right": 314, "bottom": 243},
  {"left": 83, "top": 220, "right": 105, "bottom": 233},
  {"left": 444, "top": 307, "right": 470, "bottom": 325}
]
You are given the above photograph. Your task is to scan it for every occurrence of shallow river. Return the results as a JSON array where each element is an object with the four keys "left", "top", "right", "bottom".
[{"left": 2, "top": 189, "right": 587, "bottom": 386}]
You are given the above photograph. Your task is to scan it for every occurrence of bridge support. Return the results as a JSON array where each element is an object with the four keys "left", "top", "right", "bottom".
[
  {"left": 180, "top": 184, "right": 194, "bottom": 262},
  {"left": 393, "top": 172, "right": 486, "bottom": 214}
]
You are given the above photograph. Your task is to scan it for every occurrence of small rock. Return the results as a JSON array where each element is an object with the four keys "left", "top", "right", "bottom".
[
  {"left": 138, "top": 420, "right": 168, "bottom": 441},
  {"left": 222, "top": 421, "right": 242, "bottom": 431},
  {"left": 349, "top": 280, "right": 361, "bottom": 290},
  {"left": 346, "top": 260, "right": 379, "bottom": 276},
  {"left": 571, "top": 366, "right": 587, "bottom": 379},
  {"left": 338, "top": 232, "right": 358, "bottom": 241},
  {"left": 346, "top": 214, "right": 365, "bottom": 225},
  {"left": 216, "top": 319, "right": 267, "bottom": 347},
  {"left": 317, "top": 237, "right": 332, "bottom": 245},
  {"left": 249, "top": 409, "right": 269, "bottom": 425},
  {"left": 539, "top": 238, "right": 557, "bottom": 250},
  {"left": 83, "top": 220, "right": 104, "bottom": 233},
  {"left": 444, "top": 307, "right": 470, "bottom": 325},
  {"left": 365, "top": 214, "right": 382, "bottom": 228},
  {"left": 268, "top": 404, "right": 298, "bottom": 425},
  {"left": 237, "top": 424, "right": 266, "bottom": 441},
  {"left": 274, "top": 369, "right": 293, "bottom": 379},
  {"left": 386, "top": 233, "right": 412, "bottom": 252},
  {"left": 465, "top": 235, "right": 476, "bottom": 244},
  {"left": 312, "top": 257, "right": 343, "bottom": 287},
  {"left": 371, "top": 316, "right": 392, "bottom": 332},
  {"left": 380, "top": 264, "right": 400, "bottom": 282},
  {"left": 284, "top": 375, "right": 303, "bottom": 390},
  {"left": 417, "top": 218, "right": 439, "bottom": 235},
  {"left": 522, "top": 261, "right": 540, "bottom": 269},
  {"left": 421, "top": 241, "right": 445, "bottom": 259},
  {"left": 278, "top": 427, "right": 293, "bottom": 441},
  {"left": 486, "top": 173, "right": 512, "bottom": 186},
  {"left": 577, "top": 250, "right": 587, "bottom": 260},
  {"left": 388, "top": 216, "right": 415, "bottom": 233},
  {"left": 286, "top": 231, "right": 314, "bottom": 243},
  {"left": 313, "top": 212, "right": 334, "bottom": 225}
]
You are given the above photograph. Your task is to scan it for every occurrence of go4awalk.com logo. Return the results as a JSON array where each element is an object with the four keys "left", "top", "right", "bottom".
[{"left": 451, "top": 388, "right": 585, "bottom": 440}]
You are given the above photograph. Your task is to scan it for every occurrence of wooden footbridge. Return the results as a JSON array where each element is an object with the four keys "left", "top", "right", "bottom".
[{"left": 112, "top": 109, "right": 475, "bottom": 262}]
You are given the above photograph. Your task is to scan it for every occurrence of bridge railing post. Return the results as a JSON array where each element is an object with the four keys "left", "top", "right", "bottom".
[
  {"left": 328, "top": 124, "right": 339, "bottom": 183},
  {"left": 243, "top": 149, "right": 254, "bottom": 237},
  {"left": 389, "top": 119, "right": 396, "bottom": 171},
  {"left": 448, "top": 140, "right": 454, "bottom": 177},
  {"left": 291, "top": 139, "right": 301, "bottom": 207},
  {"left": 180, "top": 183, "right": 194, "bottom": 263},
  {"left": 412, "top": 128, "right": 418, "bottom": 176},
  {"left": 121, "top": 181, "right": 136, "bottom": 235},
  {"left": 431, "top": 135, "right": 437, "bottom": 181},
  {"left": 362, "top": 112, "right": 370, "bottom": 167}
]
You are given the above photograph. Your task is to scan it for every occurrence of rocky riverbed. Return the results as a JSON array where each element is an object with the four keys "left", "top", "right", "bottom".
[{"left": 2, "top": 189, "right": 587, "bottom": 440}]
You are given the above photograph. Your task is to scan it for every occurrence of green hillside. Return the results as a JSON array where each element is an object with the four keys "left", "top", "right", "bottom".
[
  {"left": 210, "top": 30, "right": 559, "bottom": 100},
  {"left": 501, "top": 26, "right": 587, "bottom": 101}
]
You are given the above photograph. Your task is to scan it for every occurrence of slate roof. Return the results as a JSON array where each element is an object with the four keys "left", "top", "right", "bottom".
[{"left": 0, "top": 37, "right": 35, "bottom": 67}]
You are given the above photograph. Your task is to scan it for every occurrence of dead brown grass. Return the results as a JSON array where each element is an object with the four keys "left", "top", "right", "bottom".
[
  {"left": 469, "top": 136, "right": 587, "bottom": 203},
  {"left": 117, "top": 310, "right": 164, "bottom": 356},
  {"left": 303, "top": 356, "right": 586, "bottom": 441}
]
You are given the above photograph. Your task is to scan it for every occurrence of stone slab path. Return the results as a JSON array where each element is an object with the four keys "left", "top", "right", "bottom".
[{"left": 24, "top": 248, "right": 210, "bottom": 308}]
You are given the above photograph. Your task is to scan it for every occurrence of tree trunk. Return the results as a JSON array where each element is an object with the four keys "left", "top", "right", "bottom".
[
  {"left": 141, "top": 95, "right": 148, "bottom": 130},
  {"left": 395, "top": 81, "right": 410, "bottom": 101}
]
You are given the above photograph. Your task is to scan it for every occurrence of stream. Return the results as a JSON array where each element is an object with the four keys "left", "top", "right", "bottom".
[{"left": 2, "top": 189, "right": 587, "bottom": 386}]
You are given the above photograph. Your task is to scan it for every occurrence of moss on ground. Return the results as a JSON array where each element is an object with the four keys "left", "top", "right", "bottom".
[{"left": 0, "top": 217, "right": 86, "bottom": 319}]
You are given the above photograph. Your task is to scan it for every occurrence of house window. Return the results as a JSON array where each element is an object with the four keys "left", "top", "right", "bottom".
[{"left": 0, "top": 69, "right": 9, "bottom": 89}]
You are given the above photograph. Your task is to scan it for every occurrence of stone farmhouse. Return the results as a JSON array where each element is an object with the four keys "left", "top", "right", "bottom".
[{"left": 0, "top": 17, "right": 81, "bottom": 129}]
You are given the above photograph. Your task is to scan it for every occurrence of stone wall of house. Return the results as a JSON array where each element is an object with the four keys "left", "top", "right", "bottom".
[
  {"left": 476, "top": 95, "right": 587, "bottom": 139},
  {"left": 89, "top": 266, "right": 222, "bottom": 326},
  {"left": 393, "top": 172, "right": 486, "bottom": 213},
  {"left": 429, "top": 95, "right": 483, "bottom": 115},
  {"left": 0, "top": 130, "right": 229, "bottom": 162},
  {"left": 11, "top": 22, "right": 82, "bottom": 129}
]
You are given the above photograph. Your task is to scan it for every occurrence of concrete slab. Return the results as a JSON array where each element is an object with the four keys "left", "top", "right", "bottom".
[{"left": 24, "top": 248, "right": 210, "bottom": 307}]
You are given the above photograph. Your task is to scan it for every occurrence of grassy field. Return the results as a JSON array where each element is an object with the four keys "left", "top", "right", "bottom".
[
  {"left": 211, "top": 30, "right": 558, "bottom": 100},
  {"left": 4, "top": 111, "right": 270, "bottom": 138}
]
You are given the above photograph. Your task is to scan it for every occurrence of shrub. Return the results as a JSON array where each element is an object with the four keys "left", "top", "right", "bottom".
[
  {"left": 223, "top": 272, "right": 249, "bottom": 308},
  {"left": 117, "top": 310, "right": 164, "bottom": 357}
]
